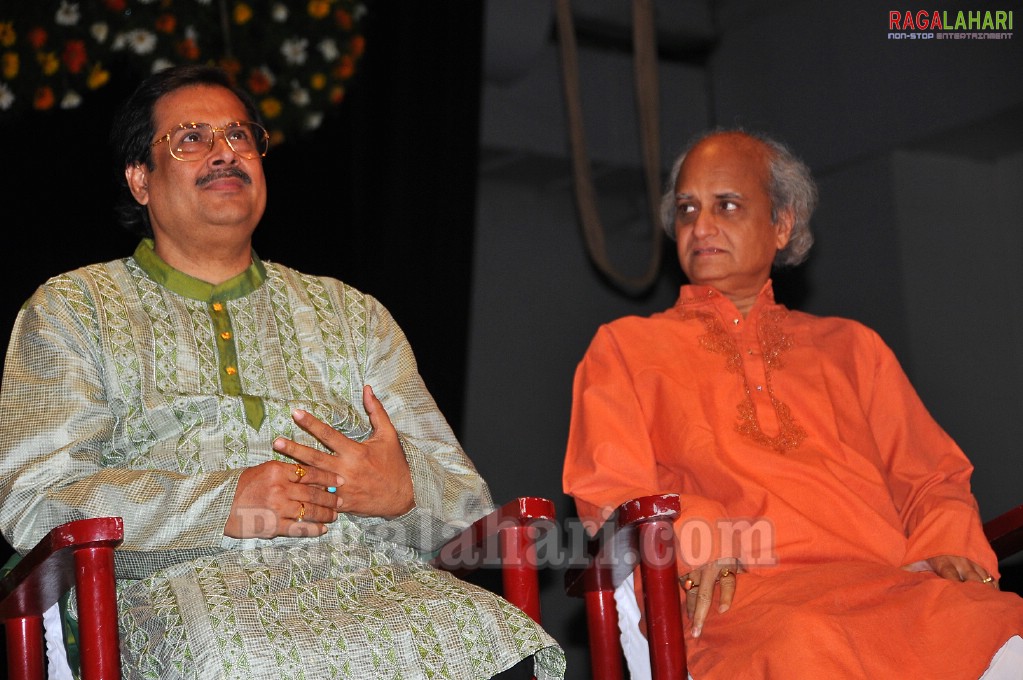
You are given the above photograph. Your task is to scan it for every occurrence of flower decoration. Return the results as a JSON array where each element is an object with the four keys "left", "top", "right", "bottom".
[{"left": 0, "top": 0, "right": 369, "bottom": 145}]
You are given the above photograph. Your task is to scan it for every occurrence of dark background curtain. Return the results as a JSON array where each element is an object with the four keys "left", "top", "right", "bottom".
[{"left": 0, "top": 1, "right": 484, "bottom": 666}]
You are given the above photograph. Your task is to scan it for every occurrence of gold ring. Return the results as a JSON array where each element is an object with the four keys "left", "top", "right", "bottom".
[
  {"left": 720, "top": 568, "right": 733, "bottom": 579},
  {"left": 294, "top": 465, "right": 306, "bottom": 479},
  {"left": 682, "top": 577, "right": 699, "bottom": 592},
  {"left": 982, "top": 576, "right": 994, "bottom": 583},
  {"left": 296, "top": 502, "right": 306, "bottom": 522}
]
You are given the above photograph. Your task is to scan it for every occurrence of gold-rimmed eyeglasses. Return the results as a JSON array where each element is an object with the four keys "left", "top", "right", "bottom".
[{"left": 151, "top": 121, "right": 270, "bottom": 161}]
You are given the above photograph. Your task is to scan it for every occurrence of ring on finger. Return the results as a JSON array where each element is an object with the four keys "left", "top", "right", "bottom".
[
  {"left": 682, "top": 577, "right": 699, "bottom": 592},
  {"left": 720, "top": 568, "right": 733, "bottom": 579},
  {"left": 296, "top": 502, "right": 306, "bottom": 522},
  {"left": 294, "top": 464, "right": 307, "bottom": 480}
]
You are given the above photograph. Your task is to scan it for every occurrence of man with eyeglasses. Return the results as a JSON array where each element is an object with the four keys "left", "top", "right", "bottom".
[{"left": 0, "top": 64, "right": 564, "bottom": 680}]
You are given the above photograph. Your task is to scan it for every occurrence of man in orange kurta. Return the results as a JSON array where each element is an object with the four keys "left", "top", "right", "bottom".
[{"left": 563, "top": 129, "right": 1023, "bottom": 678}]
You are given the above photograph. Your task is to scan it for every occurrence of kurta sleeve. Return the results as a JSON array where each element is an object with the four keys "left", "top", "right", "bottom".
[
  {"left": 865, "top": 331, "right": 996, "bottom": 572},
  {"left": 564, "top": 324, "right": 733, "bottom": 569},
  {"left": 351, "top": 296, "right": 494, "bottom": 553},
  {"left": 0, "top": 281, "right": 240, "bottom": 558}
]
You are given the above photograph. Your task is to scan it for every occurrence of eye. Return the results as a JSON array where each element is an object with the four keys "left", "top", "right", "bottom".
[
  {"left": 720, "top": 200, "right": 739, "bottom": 211},
  {"left": 227, "top": 127, "right": 251, "bottom": 142},
  {"left": 677, "top": 202, "right": 696, "bottom": 216}
]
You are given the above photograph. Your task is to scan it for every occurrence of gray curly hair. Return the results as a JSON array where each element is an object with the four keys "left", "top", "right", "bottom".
[{"left": 659, "top": 128, "right": 818, "bottom": 267}]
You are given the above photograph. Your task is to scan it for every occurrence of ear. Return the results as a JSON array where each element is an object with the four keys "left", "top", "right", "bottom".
[
  {"left": 774, "top": 207, "right": 795, "bottom": 250},
  {"left": 125, "top": 163, "right": 150, "bottom": 205}
]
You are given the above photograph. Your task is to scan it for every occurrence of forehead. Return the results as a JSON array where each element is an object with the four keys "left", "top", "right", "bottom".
[
  {"left": 677, "top": 134, "right": 771, "bottom": 194},
  {"left": 153, "top": 84, "right": 249, "bottom": 129}
]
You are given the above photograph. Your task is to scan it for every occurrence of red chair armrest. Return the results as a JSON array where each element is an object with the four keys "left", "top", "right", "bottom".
[
  {"left": 431, "top": 497, "right": 556, "bottom": 624},
  {"left": 0, "top": 517, "right": 124, "bottom": 680},
  {"left": 985, "top": 503, "right": 1023, "bottom": 561},
  {"left": 564, "top": 494, "right": 685, "bottom": 680}
]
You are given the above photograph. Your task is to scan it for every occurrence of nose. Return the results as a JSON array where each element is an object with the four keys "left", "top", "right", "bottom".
[
  {"left": 691, "top": 208, "right": 717, "bottom": 238},
  {"left": 209, "top": 131, "right": 240, "bottom": 164}
]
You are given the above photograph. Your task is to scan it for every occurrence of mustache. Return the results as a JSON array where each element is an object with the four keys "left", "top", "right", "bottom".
[{"left": 196, "top": 167, "right": 252, "bottom": 187}]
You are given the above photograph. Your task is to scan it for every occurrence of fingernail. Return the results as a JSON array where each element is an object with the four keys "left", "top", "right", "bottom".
[
  {"left": 692, "top": 626, "right": 701, "bottom": 638},
  {"left": 272, "top": 438, "right": 285, "bottom": 450},
  {"left": 327, "top": 486, "right": 337, "bottom": 494},
  {"left": 719, "top": 604, "right": 730, "bottom": 613},
  {"left": 292, "top": 409, "right": 307, "bottom": 420}
]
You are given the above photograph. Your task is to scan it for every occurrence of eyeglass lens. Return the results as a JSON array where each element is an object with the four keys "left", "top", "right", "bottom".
[{"left": 169, "top": 122, "right": 268, "bottom": 160}]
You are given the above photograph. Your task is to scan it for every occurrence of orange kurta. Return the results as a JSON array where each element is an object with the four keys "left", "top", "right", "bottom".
[{"left": 563, "top": 282, "right": 1023, "bottom": 678}]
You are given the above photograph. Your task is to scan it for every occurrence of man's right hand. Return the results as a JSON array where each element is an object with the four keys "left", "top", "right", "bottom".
[{"left": 225, "top": 460, "right": 341, "bottom": 538}]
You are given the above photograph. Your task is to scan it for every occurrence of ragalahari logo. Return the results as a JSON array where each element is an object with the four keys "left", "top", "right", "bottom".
[{"left": 888, "top": 9, "right": 1014, "bottom": 40}]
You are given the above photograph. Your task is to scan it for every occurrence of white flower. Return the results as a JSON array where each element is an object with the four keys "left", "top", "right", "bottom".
[
  {"left": 281, "top": 38, "right": 309, "bottom": 66},
  {"left": 184, "top": 25, "right": 199, "bottom": 41},
  {"left": 151, "top": 59, "right": 174, "bottom": 73},
  {"left": 318, "top": 39, "right": 339, "bottom": 62},
  {"left": 272, "top": 3, "right": 288, "bottom": 22},
  {"left": 55, "top": 1, "right": 81, "bottom": 26},
  {"left": 0, "top": 83, "right": 15, "bottom": 111},
  {"left": 90, "top": 22, "right": 109, "bottom": 43},
  {"left": 353, "top": 4, "right": 368, "bottom": 21},
  {"left": 304, "top": 112, "right": 324, "bottom": 131},
  {"left": 124, "top": 29, "right": 158, "bottom": 55},
  {"left": 60, "top": 90, "right": 83, "bottom": 109},
  {"left": 290, "top": 84, "right": 310, "bottom": 106}
]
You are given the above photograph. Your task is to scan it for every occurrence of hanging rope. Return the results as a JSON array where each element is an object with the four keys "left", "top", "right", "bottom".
[{"left": 554, "top": 0, "right": 664, "bottom": 295}]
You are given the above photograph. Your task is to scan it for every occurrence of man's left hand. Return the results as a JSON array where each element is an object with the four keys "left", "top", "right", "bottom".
[
  {"left": 913, "top": 555, "right": 997, "bottom": 588},
  {"left": 273, "top": 385, "right": 415, "bottom": 519}
]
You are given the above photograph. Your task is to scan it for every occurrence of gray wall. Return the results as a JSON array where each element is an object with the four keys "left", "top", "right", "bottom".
[{"left": 469, "top": 1, "right": 1023, "bottom": 676}]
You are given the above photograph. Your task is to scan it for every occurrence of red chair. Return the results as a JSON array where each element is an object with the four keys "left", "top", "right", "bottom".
[
  {"left": 0, "top": 497, "right": 556, "bottom": 680},
  {"left": 566, "top": 493, "right": 1023, "bottom": 680}
]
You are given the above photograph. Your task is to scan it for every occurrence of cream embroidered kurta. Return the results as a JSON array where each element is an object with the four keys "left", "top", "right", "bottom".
[
  {"left": 0, "top": 240, "right": 565, "bottom": 679},
  {"left": 564, "top": 282, "right": 1023, "bottom": 678}
]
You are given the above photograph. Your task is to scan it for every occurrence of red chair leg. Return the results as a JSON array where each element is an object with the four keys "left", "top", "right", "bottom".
[
  {"left": 638, "top": 520, "right": 686, "bottom": 680},
  {"left": 499, "top": 525, "right": 542, "bottom": 624},
  {"left": 584, "top": 589, "right": 624, "bottom": 680},
  {"left": 6, "top": 615, "right": 44, "bottom": 680},
  {"left": 74, "top": 545, "right": 120, "bottom": 680}
]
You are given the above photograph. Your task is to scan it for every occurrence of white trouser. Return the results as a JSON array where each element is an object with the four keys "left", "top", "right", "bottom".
[{"left": 614, "top": 575, "right": 1023, "bottom": 680}]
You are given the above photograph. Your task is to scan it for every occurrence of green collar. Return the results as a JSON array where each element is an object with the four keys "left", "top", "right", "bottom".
[{"left": 132, "top": 238, "right": 266, "bottom": 302}]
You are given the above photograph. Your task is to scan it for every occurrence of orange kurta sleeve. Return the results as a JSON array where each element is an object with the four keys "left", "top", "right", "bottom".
[{"left": 564, "top": 323, "right": 734, "bottom": 570}]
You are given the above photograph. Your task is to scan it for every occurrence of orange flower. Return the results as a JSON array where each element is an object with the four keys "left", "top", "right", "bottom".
[
  {"left": 334, "top": 55, "right": 354, "bottom": 80},
  {"left": 103, "top": 0, "right": 126, "bottom": 11},
  {"left": 0, "top": 22, "right": 15, "bottom": 48},
  {"left": 33, "top": 86, "right": 55, "bottom": 110},
  {"left": 176, "top": 37, "right": 200, "bottom": 60},
  {"left": 335, "top": 9, "right": 352, "bottom": 30},
  {"left": 269, "top": 129, "right": 285, "bottom": 147},
  {"left": 2, "top": 51, "right": 18, "bottom": 79},
  {"left": 28, "top": 27, "right": 47, "bottom": 50},
  {"left": 155, "top": 13, "right": 176, "bottom": 34},
  {"left": 310, "top": 73, "right": 326, "bottom": 90},
  {"left": 329, "top": 85, "right": 345, "bottom": 105},
  {"left": 62, "top": 40, "right": 88, "bottom": 74},
  {"left": 260, "top": 97, "right": 282, "bottom": 119},
  {"left": 308, "top": 0, "right": 330, "bottom": 20},
  {"left": 38, "top": 51, "right": 59, "bottom": 76},
  {"left": 233, "top": 3, "right": 253, "bottom": 25},
  {"left": 87, "top": 63, "right": 110, "bottom": 89},
  {"left": 350, "top": 35, "right": 365, "bottom": 58},
  {"left": 247, "top": 69, "right": 272, "bottom": 95},
  {"left": 219, "top": 56, "right": 242, "bottom": 77}
]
